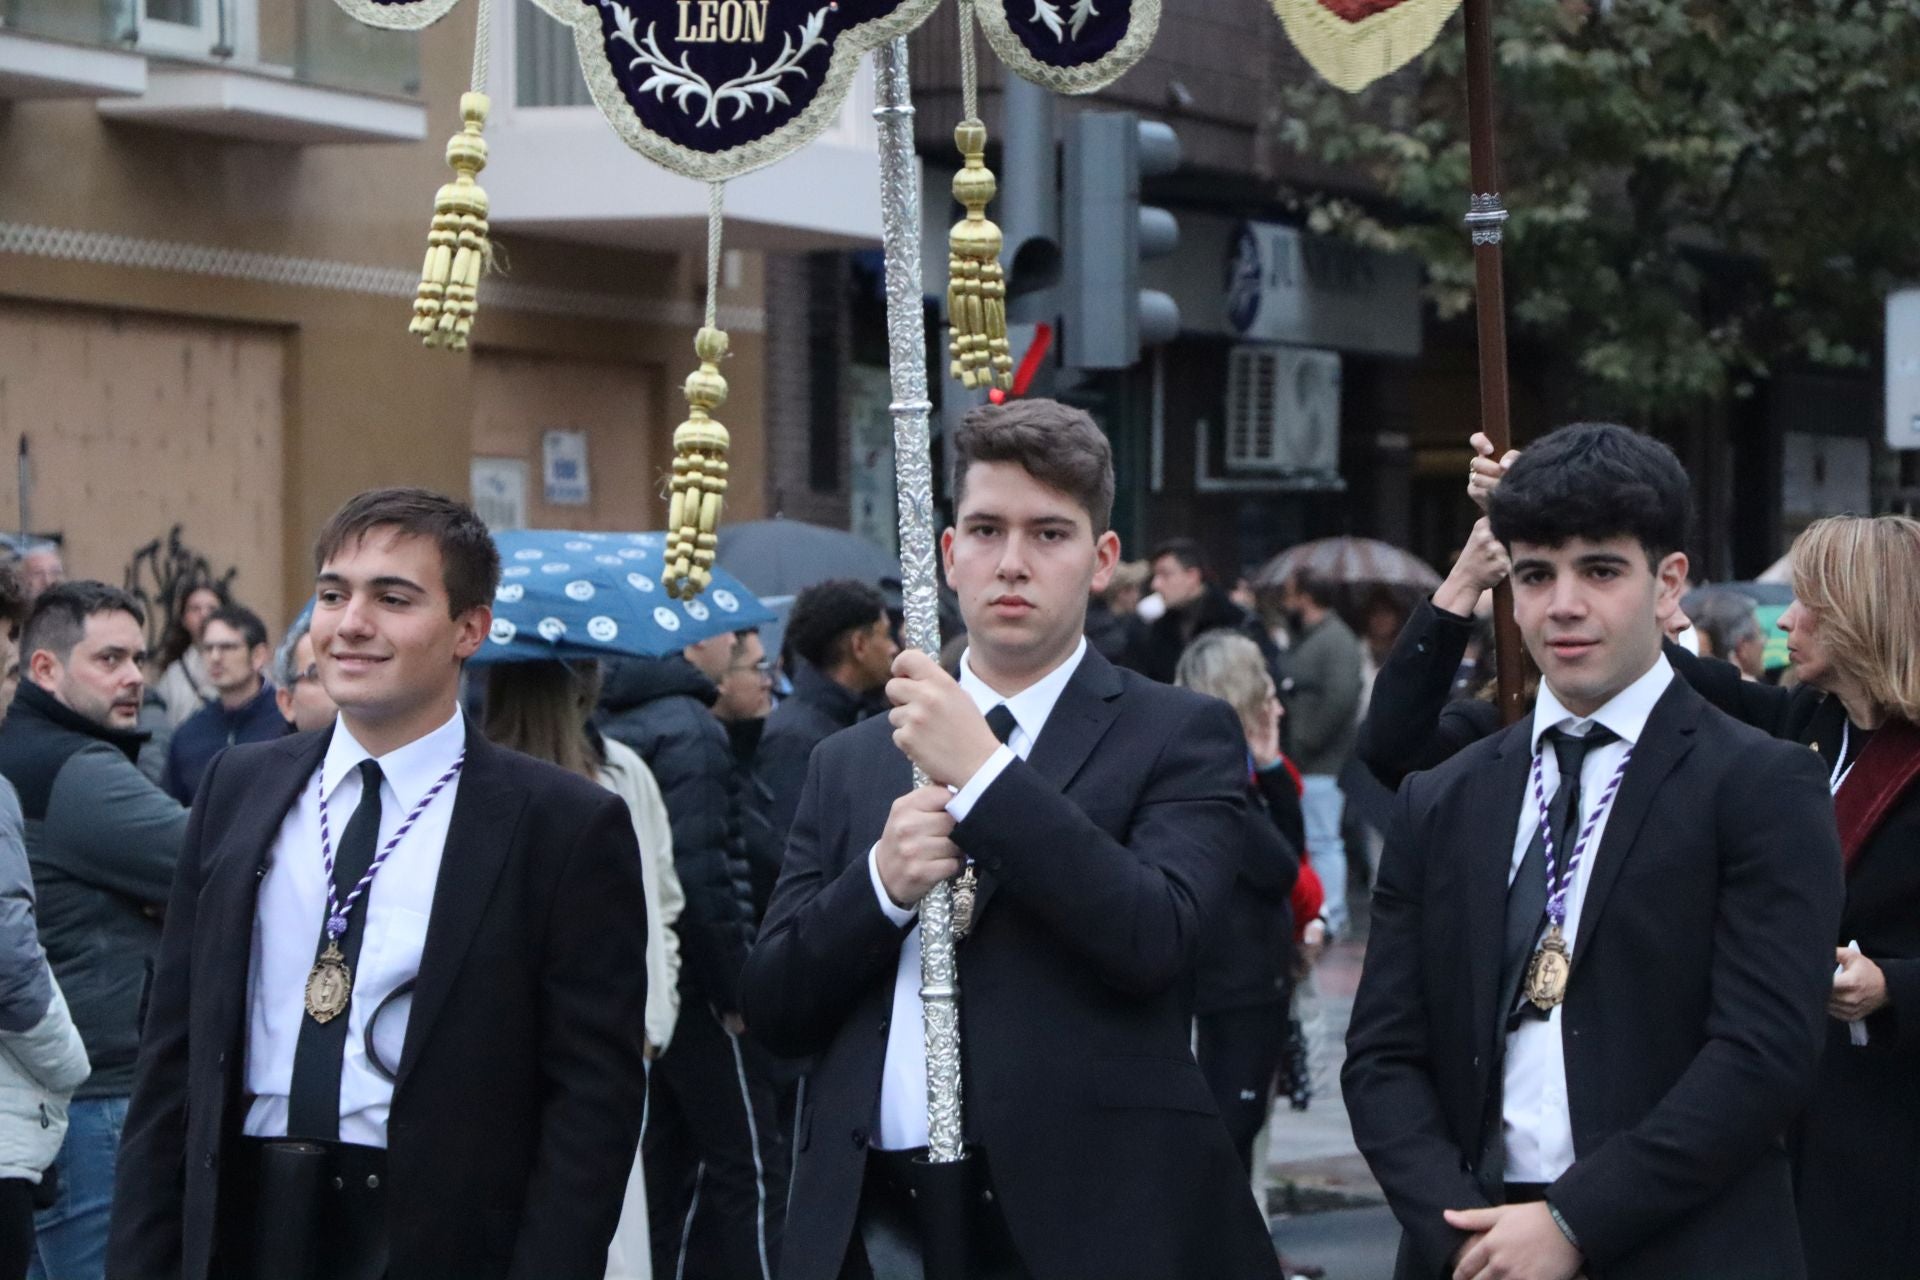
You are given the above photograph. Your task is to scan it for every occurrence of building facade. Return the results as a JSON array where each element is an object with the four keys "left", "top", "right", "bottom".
[{"left": 1, "top": 0, "right": 882, "bottom": 635}]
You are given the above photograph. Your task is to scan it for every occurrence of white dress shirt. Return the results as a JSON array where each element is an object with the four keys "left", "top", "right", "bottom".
[
  {"left": 867, "top": 638, "right": 1088, "bottom": 1150},
  {"left": 244, "top": 707, "right": 467, "bottom": 1147},
  {"left": 1502, "top": 654, "right": 1673, "bottom": 1182}
]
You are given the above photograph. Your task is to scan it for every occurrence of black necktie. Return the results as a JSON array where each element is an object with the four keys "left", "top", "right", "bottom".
[
  {"left": 986, "top": 704, "right": 1018, "bottom": 747},
  {"left": 288, "top": 759, "right": 384, "bottom": 1140},
  {"left": 1499, "top": 727, "right": 1618, "bottom": 1026}
]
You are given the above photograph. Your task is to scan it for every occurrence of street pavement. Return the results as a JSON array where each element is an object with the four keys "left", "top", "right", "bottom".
[{"left": 1263, "top": 935, "right": 1399, "bottom": 1280}]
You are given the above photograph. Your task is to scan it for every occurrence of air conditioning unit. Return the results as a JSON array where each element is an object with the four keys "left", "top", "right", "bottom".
[{"left": 1224, "top": 345, "right": 1341, "bottom": 473}]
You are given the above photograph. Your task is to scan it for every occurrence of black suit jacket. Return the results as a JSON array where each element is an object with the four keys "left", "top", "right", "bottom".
[
  {"left": 1343, "top": 678, "right": 1844, "bottom": 1280},
  {"left": 740, "top": 648, "right": 1282, "bottom": 1280},
  {"left": 107, "top": 721, "right": 651, "bottom": 1280}
]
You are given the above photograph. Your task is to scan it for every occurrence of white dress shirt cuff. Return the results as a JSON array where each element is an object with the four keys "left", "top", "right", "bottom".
[
  {"left": 868, "top": 843, "right": 917, "bottom": 927},
  {"left": 946, "top": 744, "right": 1014, "bottom": 823}
]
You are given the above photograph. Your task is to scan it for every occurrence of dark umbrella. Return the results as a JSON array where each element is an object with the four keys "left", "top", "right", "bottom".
[{"left": 716, "top": 519, "right": 902, "bottom": 601}]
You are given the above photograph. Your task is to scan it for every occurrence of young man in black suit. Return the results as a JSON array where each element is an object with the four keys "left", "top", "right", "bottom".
[
  {"left": 741, "top": 400, "right": 1282, "bottom": 1280},
  {"left": 107, "top": 489, "right": 650, "bottom": 1280},
  {"left": 1343, "top": 424, "right": 1844, "bottom": 1280}
]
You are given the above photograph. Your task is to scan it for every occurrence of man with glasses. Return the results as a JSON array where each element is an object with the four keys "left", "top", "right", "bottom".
[
  {"left": 270, "top": 612, "right": 337, "bottom": 734},
  {"left": 162, "top": 606, "right": 285, "bottom": 804}
]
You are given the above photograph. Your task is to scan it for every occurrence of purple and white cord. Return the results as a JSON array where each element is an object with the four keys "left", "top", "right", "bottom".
[
  {"left": 317, "top": 754, "right": 465, "bottom": 940},
  {"left": 1529, "top": 744, "right": 1634, "bottom": 927}
]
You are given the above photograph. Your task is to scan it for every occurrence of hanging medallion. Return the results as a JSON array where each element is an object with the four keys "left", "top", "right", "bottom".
[{"left": 305, "top": 940, "right": 354, "bottom": 1024}]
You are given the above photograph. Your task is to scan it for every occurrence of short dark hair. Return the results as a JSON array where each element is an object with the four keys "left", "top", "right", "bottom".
[
  {"left": 786, "top": 580, "right": 888, "bottom": 669},
  {"left": 951, "top": 399, "right": 1114, "bottom": 533},
  {"left": 1150, "top": 538, "right": 1206, "bottom": 574},
  {"left": 204, "top": 604, "right": 268, "bottom": 652},
  {"left": 22, "top": 581, "right": 146, "bottom": 666},
  {"left": 1289, "top": 571, "right": 1337, "bottom": 609},
  {"left": 1488, "top": 423, "right": 1692, "bottom": 566},
  {"left": 313, "top": 488, "right": 500, "bottom": 618}
]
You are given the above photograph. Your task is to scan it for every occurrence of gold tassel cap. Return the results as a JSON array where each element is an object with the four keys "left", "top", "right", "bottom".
[
  {"left": 665, "top": 326, "right": 731, "bottom": 600},
  {"left": 411, "top": 92, "right": 492, "bottom": 351},
  {"left": 947, "top": 120, "right": 1013, "bottom": 392}
]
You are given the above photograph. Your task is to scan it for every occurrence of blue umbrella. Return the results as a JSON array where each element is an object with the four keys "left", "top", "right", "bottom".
[{"left": 474, "top": 530, "right": 775, "bottom": 665}]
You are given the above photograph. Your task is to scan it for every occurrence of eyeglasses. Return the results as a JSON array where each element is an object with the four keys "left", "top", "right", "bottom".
[
  {"left": 287, "top": 663, "right": 320, "bottom": 687},
  {"left": 726, "top": 659, "right": 773, "bottom": 679}
]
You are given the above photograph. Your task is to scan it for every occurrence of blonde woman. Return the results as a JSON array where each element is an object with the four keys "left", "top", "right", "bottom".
[
  {"left": 1174, "top": 632, "right": 1305, "bottom": 1167},
  {"left": 1665, "top": 515, "right": 1920, "bottom": 1280},
  {"left": 483, "top": 659, "right": 684, "bottom": 1280}
]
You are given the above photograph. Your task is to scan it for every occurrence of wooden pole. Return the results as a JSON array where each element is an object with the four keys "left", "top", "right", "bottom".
[{"left": 1461, "top": 0, "right": 1527, "bottom": 725}]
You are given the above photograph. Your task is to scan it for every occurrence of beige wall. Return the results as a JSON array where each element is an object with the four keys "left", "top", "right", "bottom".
[
  {"left": 0, "top": 6, "right": 767, "bottom": 626},
  {"left": 471, "top": 349, "right": 666, "bottom": 532},
  {"left": 0, "top": 299, "right": 288, "bottom": 624}
]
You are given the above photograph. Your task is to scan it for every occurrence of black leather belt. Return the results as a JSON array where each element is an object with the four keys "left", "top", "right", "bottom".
[{"left": 218, "top": 1138, "right": 390, "bottom": 1280}]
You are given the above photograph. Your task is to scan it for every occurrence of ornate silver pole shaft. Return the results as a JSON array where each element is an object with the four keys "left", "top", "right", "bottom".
[{"left": 873, "top": 36, "right": 965, "bottom": 1166}]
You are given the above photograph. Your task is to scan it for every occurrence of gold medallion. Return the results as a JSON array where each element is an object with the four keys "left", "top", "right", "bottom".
[
  {"left": 951, "top": 866, "right": 978, "bottom": 942},
  {"left": 1523, "top": 924, "right": 1572, "bottom": 1012},
  {"left": 304, "top": 939, "right": 353, "bottom": 1024}
]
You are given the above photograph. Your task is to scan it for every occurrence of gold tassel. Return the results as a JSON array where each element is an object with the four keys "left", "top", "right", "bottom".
[
  {"left": 947, "top": 120, "right": 1013, "bottom": 392},
  {"left": 665, "top": 326, "right": 731, "bottom": 601},
  {"left": 411, "top": 92, "right": 492, "bottom": 351}
]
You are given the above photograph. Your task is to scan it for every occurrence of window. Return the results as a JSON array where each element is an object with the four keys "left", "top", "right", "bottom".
[{"left": 515, "top": 0, "right": 591, "bottom": 107}]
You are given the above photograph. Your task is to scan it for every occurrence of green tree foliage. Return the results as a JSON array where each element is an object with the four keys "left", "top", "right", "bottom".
[{"left": 1275, "top": 0, "right": 1920, "bottom": 415}]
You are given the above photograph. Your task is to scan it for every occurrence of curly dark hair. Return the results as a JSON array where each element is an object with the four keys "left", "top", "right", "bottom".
[
  {"left": 1487, "top": 423, "right": 1692, "bottom": 566},
  {"left": 784, "top": 579, "right": 888, "bottom": 670}
]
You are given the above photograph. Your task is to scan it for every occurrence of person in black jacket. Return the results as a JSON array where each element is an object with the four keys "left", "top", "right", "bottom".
[
  {"left": 761, "top": 580, "right": 896, "bottom": 845},
  {"left": 1126, "top": 539, "right": 1279, "bottom": 684},
  {"left": 598, "top": 639, "right": 785, "bottom": 1280},
  {"left": 1345, "top": 423, "right": 1843, "bottom": 1280},
  {"left": 1174, "top": 630, "right": 1303, "bottom": 1171},
  {"left": 107, "top": 488, "right": 649, "bottom": 1280}
]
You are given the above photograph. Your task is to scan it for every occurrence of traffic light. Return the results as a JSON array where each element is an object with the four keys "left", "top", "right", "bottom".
[{"left": 1061, "top": 111, "right": 1181, "bottom": 370}]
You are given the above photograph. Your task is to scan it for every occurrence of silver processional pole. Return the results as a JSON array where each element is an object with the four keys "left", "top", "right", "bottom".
[{"left": 872, "top": 36, "right": 967, "bottom": 1168}]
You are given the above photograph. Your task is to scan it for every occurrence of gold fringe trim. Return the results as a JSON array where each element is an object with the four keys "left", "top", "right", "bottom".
[
  {"left": 1270, "top": 0, "right": 1463, "bottom": 94},
  {"left": 947, "top": 120, "right": 1013, "bottom": 392},
  {"left": 665, "top": 326, "right": 731, "bottom": 601},
  {"left": 410, "top": 92, "right": 492, "bottom": 351}
]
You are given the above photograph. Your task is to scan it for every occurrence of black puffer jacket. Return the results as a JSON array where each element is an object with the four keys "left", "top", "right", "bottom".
[{"left": 598, "top": 656, "right": 756, "bottom": 1012}]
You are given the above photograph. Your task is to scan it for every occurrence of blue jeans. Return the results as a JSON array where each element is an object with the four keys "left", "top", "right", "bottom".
[
  {"left": 1301, "top": 774, "right": 1349, "bottom": 937},
  {"left": 28, "top": 1094, "right": 128, "bottom": 1280}
]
